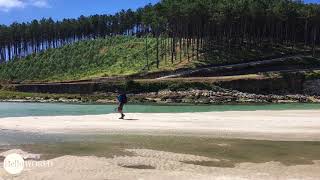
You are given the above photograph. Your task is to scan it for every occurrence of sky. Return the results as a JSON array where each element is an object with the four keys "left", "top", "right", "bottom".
[
  {"left": 0, "top": 0, "right": 160, "bottom": 25},
  {"left": 0, "top": 0, "right": 319, "bottom": 25}
]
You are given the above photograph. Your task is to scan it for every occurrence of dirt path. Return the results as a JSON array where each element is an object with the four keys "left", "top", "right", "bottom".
[{"left": 156, "top": 55, "right": 315, "bottom": 79}]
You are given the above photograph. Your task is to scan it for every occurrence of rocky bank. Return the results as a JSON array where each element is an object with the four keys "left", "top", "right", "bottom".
[{"left": 2, "top": 89, "right": 320, "bottom": 104}]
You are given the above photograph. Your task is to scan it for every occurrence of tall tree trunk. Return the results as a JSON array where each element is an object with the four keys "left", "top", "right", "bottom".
[
  {"left": 171, "top": 36, "right": 175, "bottom": 64},
  {"left": 156, "top": 35, "right": 159, "bottom": 69},
  {"left": 312, "top": 26, "right": 317, "bottom": 57},
  {"left": 179, "top": 37, "right": 182, "bottom": 62},
  {"left": 145, "top": 35, "right": 149, "bottom": 70}
]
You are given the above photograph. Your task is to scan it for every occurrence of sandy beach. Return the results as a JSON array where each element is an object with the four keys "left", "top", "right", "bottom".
[
  {"left": 1, "top": 110, "right": 320, "bottom": 179},
  {"left": 1, "top": 110, "right": 320, "bottom": 141},
  {"left": 0, "top": 148, "right": 320, "bottom": 180}
]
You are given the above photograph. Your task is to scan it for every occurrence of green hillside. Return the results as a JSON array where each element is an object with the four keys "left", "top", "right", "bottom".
[
  {"left": 0, "top": 35, "right": 317, "bottom": 83},
  {"left": 0, "top": 0, "right": 319, "bottom": 84},
  {"left": 0, "top": 36, "right": 183, "bottom": 82}
]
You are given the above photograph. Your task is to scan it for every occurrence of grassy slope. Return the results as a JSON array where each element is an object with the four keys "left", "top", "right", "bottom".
[
  {"left": 0, "top": 36, "right": 187, "bottom": 82},
  {"left": 0, "top": 35, "right": 318, "bottom": 83}
]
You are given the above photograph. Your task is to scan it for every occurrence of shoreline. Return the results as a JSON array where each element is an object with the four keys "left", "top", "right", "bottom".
[
  {"left": 2, "top": 98, "right": 320, "bottom": 105},
  {"left": 1, "top": 110, "right": 320, "bottom": 141}
]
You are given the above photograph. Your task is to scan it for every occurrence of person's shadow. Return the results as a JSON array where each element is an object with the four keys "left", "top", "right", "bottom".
[{"left": 123, "top": 119, "right": 139, "bottom": 121}]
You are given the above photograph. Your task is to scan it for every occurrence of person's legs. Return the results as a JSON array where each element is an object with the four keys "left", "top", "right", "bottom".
[{"left": 118, "top": 103, "right": 125, "bottom": 119}]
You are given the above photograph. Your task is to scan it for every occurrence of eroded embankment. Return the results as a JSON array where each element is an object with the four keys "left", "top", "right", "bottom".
[{"left": 2, "top": 73, "right": 319, "bottom": 104}]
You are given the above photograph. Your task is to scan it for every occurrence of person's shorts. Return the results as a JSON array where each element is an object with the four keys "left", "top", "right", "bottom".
[{"left": 118, "top": 103, "right": 124, "bottom": 111}]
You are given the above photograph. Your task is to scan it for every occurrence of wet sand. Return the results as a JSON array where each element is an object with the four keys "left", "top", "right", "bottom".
[{"left": 0, "top": 149, "right": 320, "bottom": 180}]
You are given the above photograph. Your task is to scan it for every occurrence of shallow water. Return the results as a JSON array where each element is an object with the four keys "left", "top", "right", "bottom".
[
  {"left": 0, "top": 130, "right": 73, "bottom": 145},
  {"left": 1, "top": 102, "right": 320, "bottom": 118},
  {"left": 3, "top": 133, "right": 320, "bottom": 168}
]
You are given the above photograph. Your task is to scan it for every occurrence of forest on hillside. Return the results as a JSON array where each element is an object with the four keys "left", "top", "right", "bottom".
[
  {"left": 0, "top": 0, "right": 320, "bottom": 67},
  {"left": 0, "top": 37, "right": 169, "bottom": 81}
]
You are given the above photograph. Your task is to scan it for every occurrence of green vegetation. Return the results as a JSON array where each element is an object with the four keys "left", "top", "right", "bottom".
[
  {"left": 0, "top": 36, "right": 188, "bottom": 82},
  {"left": 1, "top": 35, "right": 317, "bottom": 83},
  {"left": 1, "top": 0, "right": 320, "bottom": 63},
  {"left": 0, "top": 0, "right": 319, "bottom": 83},
  {"left": 0, "top": 90, "right": 82, "bottom": 101},
  {"left": 305, "top": 70, "right": 320, "bottom": 80},
  {"left": 17, "top": 135, "right": 320, "bottom": 167}
]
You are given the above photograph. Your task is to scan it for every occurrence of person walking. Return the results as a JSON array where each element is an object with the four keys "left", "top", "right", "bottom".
[{"left": 117, "top": 92, "right": 127, "bottom": 119}]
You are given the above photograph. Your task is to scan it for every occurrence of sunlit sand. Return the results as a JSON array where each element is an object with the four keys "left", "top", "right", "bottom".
[{"left": 0, "top": 110, "right": 320, "bottom": 141}]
